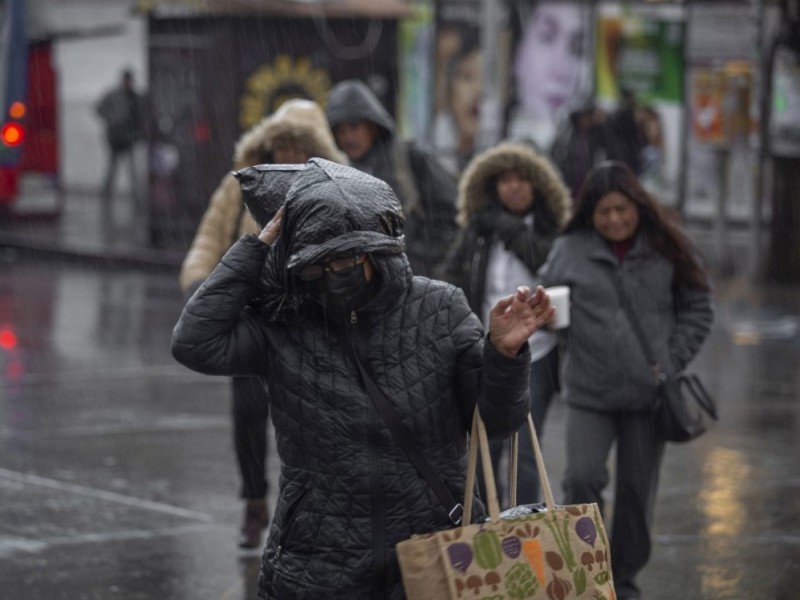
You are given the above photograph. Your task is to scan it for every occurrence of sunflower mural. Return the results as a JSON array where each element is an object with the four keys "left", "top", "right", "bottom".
[{"left": 239, "top": 55, "right": 331, "bottom": 131}]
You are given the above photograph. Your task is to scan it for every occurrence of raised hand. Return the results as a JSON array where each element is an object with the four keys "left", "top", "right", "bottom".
[
  {"left": 258, "top": 206, "right": 284, "bottom": 247},
  {"left": 488, "top": 286, "right": 555, "bottom": 357}
]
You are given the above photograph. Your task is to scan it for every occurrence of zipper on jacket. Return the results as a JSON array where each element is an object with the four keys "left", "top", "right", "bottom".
[
  {"left": 343, "top": 316, "right": 387, "bottom": 598},
  {"left": 469, "top": 235, "right": 494, "bottom": 317},
  {"left": 469, "top": 236, "right": 486, "bottom": 303}
]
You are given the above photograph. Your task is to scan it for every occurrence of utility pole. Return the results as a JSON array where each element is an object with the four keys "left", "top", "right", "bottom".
[
  {"left": 752, "top": 0, "right": 766, "bottom": 279},
  {"left": 476, "top": 0, "right": 504, "bottom": 152}
]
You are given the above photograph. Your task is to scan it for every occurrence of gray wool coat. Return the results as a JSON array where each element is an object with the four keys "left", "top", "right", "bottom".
[{"left": 538, "top": 230, "right": 713, "bottom": 413}]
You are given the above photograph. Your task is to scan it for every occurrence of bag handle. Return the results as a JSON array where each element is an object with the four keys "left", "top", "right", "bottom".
[
  {"left": 681, "top": 374, "right": 719, "bottom": 420},
  {"left": 462, "top": 409, "right": 556, "bottom": 526}
]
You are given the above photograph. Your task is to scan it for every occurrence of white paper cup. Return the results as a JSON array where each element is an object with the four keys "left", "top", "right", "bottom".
[{"left": 545, "top": 286, "right": 570, "bottom": 329}]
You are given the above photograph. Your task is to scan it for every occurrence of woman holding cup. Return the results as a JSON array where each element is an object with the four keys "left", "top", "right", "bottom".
[
  {"left": 538, "top": 161, "right": 713, "bottom": 600},
  {"left": 440, "top": 142, "right": 571, "bottom": 505}
]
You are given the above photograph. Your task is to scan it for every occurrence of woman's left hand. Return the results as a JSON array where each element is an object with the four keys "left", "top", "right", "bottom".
[{"left": 489, "top": 286, "right": 554, "bottom": 357}]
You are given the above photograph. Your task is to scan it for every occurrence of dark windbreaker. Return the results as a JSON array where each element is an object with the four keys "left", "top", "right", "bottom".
[
  {"left": 325, "top": 79, "right": 458, "bottom": 278},
  {"left": 171, "top": 159, "right": 530, "bottom": 599}
]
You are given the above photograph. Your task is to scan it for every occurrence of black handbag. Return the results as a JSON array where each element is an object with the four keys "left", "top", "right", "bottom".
[
  {"left": 656, "top": 371, "right": 718, "bottom": 441},
  {"left": 611, "top": 272, "right": 718, "bottom": 442}
]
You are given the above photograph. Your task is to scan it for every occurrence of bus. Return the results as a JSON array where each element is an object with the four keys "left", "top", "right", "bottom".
[{"left": 0, "top": 0, "right": 60, "bottom": 215}]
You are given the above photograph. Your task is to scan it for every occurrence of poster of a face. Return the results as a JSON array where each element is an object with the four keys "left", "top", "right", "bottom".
[
  {"left": 507, "top": 1, "right": 592, "bottom": 150},
  {"left": 431, "top": 1, "right": 483, "bottom": 174}
]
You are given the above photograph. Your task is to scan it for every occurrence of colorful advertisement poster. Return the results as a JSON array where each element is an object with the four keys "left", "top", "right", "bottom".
[
  {"left": 769, "top": 45, "right": 800, "bottom": 158},
  {"left": 691, "top": 69, "right": 726, "bottom": 145},
  {"left": 505, "top": 1, "right": 593, "bottom": 151},
  {"left": 595, "top": 9, "right": 685, "bottom": 202},
  {"left": 398, "top": 2, "right": 435, "bottom": 143},
  {"left": 596, "top": 14, "right": 684, "bottom": 104},
  {"left": 431, "top": 0, "right": 483, "bottom": 174}
]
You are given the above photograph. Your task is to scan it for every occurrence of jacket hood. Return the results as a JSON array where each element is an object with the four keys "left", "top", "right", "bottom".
[
  {"left": 325, "top": 79, "right": 396, "bottom": 138},
  {"left": 246, "top": 158, "right": 409, "bottom": 323},
  {"left": 457, "top": 143, "right": 571, "bottom": 229},
  {"left": 232, "top": 98, "right": 348, "bottom": 170}
]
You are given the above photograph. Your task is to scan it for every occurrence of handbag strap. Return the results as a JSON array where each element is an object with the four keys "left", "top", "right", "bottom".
[
  {"left": 609, "top": 271, "right": 662, "bottom": 377},
  {"left": 462, "top": 409, "right": 556, "bottom": 526},
  {"left": 338, "top": 331, "right": 464, "bottom": 526},
  {"left": 680, "top": 373, "right": 719, "bottom": 420},
  {"left": 611, "top": 272, "right": 719, "bottom": 421}
]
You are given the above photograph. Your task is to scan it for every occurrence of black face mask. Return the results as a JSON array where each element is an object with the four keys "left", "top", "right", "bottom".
[{"left": 306, "top": 262, "right": 374, "bottom": 319}]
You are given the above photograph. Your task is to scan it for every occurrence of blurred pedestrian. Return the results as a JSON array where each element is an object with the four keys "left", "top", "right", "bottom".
[
  {"left": 605, "top": 88, "right": 647, "bottom": 176},
  {"left": 550, "top": 101, "right": 609, "bottom": 199},
  {"left": 538, "top": 161, "right": 713, "bottom": 600},
  {"left": 95, "top": 69, "right": 147, "bottom": 204},
  {"left": 440, "top": 142, "right": 570, "bottom": 505},
  {"left": 171, "top": 157, "right": 554, "bottom": 599},
  {"left": 638, "top": 105, "right": 665, "bottom": 190},
  {"left": 326, "top": 79, "right": 459, "bottom": 277},
  {"left": 178, "top": 98, "right": 347, "bottom": 549}
]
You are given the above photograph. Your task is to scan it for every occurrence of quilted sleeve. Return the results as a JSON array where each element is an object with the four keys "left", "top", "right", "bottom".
[
  {"left": 172, "top": 235, "right": 273, "bottom": 377},
  {"left": 449, "top": 287, "right": 530, "bottom": 438}
]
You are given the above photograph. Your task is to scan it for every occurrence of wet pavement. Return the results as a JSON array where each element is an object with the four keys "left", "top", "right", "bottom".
[{"left": 1, "top": 190, "right": 799, "bottom": 599}]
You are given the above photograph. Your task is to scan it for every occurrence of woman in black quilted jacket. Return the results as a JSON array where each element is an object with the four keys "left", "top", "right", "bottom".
[{"left": 171, "top": 159, "right": 555, "bottom": 599}]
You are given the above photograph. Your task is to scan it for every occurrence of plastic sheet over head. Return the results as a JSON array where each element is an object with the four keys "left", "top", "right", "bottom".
[
  {"left": 234, "top": 163, "right": 306, "bottom": 229},
  {"left": 240, "top": 158, "right": 408, "bottom": 324},
  {"left": 499, "top": 503, "right": 549, "bottom": 519}
]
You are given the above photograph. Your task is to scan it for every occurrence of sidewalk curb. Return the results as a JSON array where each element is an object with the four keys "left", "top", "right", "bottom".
[{"left": 0, "top": 231, "right": 183, "bottom": 271}]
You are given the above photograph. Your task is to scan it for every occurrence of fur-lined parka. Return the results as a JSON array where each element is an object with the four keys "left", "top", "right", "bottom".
[
  {"left": 440, "top": 143, "right": 571, "bottom": 313},
  {"left": 178, "top": 99, "right": 347, "bottom": 294}
]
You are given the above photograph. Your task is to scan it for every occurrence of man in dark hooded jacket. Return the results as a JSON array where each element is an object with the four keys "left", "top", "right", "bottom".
[
  {"left": 325, "top": 79, "right": 459, "bottom": 278},
  {"left": 171, "top": 159, "right": 555, "bottom": 599}
]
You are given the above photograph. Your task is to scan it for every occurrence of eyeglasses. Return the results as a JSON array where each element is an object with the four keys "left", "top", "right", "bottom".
[{"left": 295, "top": 255, "right": 366, "bottom": 282}]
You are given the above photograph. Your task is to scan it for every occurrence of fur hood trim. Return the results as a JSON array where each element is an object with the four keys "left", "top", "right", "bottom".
[
  {"left": 232, "top": 99, "right": 348, "bottom": 169},
  {"left": 457, "top": 143, "right": 570, "bottom": 228}
]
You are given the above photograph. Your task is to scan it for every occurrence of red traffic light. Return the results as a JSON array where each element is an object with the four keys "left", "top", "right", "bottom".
[{"left": 1, "top": 122, "right": 25, "bottom": 146}]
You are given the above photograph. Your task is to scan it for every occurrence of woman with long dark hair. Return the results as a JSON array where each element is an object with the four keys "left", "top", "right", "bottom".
[{"left": 539, "top": 162, "right": 713, "bottom": 600}]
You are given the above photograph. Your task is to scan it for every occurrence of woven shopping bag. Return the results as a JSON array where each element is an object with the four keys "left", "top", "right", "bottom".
[{"left": 396, "top": 410, "right": 616, "bottom": 600}]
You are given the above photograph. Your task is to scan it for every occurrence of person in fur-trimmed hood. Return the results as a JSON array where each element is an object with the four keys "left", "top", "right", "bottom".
[
  {"left": 180, "top": 99, "right": 347, "bottom": 295},
  {"left": 178, "top": 98, "right": 347, "bottom": 550},
  {"left": 440, "top": 142, "right": 571, "bottom": 505}
]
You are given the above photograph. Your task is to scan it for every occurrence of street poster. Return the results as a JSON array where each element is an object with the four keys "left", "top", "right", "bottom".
[
  {"left": 505, "top": 1, "right": 593, "bottom": 152},
  {"left": 595, "top": 8, "right": 685, "bottom": 203},
  {"left": 431, "top": 0, "right": 483, "bottom": 174}
]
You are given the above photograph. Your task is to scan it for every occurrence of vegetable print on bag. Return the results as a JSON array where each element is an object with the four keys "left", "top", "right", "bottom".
[
  {"left": 439, "top": 504, "right": 614, "bottom": 600},
  {"left": 396, "top": 410, "right": 616, "bottom": 600}
]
